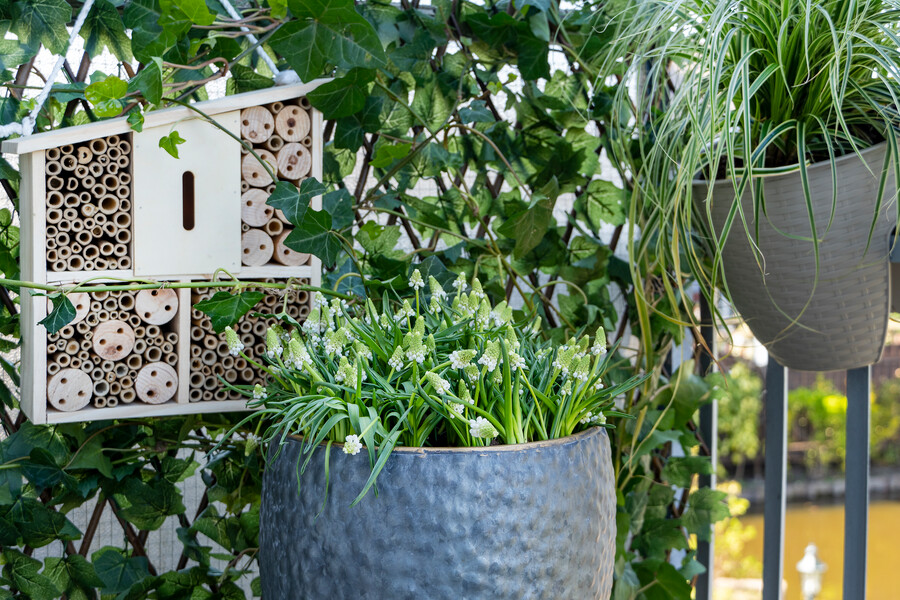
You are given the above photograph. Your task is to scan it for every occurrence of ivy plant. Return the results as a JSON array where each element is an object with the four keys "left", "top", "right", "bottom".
[{"left": 0, "top": 0, "right": 729, "bottom": 598}]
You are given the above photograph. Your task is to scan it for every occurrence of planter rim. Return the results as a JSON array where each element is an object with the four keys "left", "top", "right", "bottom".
[
  {"left": 286, "top": 426, "right": 606, "bottom": 456},
  {"left": 691, "top": 140, "right": 890, "bottom": 187}
]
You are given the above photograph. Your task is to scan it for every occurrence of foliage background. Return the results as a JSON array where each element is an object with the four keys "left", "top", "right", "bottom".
[{"left": 0, "top": 0, "right": 726, "bottom": 598}]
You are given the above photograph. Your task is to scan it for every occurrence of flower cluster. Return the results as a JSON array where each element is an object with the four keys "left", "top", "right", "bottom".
[{"left": 234, "top": 271, "right": 639, "bottom": 457}]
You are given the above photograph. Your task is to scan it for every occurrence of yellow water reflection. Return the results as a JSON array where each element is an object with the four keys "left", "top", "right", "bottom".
[{"left": 738, "top": 501, "right": 900, "bottom": 600}]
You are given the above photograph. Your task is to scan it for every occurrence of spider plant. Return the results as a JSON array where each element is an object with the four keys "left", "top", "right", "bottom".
[{"left": 613, "top": 0, "right": 900, "bottom": 318}]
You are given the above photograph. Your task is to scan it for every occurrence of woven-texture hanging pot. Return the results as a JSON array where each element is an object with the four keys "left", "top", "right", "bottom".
[{"left": 695, "top": 142, "right": 896, "bottom": 372}]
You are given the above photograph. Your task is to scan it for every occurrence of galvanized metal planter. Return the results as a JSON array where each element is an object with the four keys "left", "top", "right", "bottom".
[
  {"left": 259, "top": 427, "right": 616, "bottom": 600},
  {"left": 694, "top": 142, "right": 897, "bottom": 372}
]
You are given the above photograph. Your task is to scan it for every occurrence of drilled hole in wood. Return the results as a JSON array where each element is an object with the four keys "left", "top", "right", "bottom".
[
  {"left": 61, "top": 378, "right": 68, "bottom": 384},
  {"left": 242, "top": 120, "right": 249, "bottom": 126},
  {"left": 151, "top": 370, "right": 157, "bottom": 376},
  {"left": 116, "top": 328, "right": 123, "bottom": 334}
]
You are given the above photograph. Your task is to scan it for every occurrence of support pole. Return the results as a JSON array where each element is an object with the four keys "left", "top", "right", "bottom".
[
  {"left": 844, "top": 366, "right": 871, "bottom": 599},
  {"left": 763, "top": 359, "right": 788, "bottom": 600}
]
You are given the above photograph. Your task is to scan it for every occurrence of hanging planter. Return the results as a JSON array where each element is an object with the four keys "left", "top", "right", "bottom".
[
  {"left": 694, "top": 142, "right": 897, "bottom": 371},
  {"left": 259, "top": 427, "right": 616, "bottom": 600}
]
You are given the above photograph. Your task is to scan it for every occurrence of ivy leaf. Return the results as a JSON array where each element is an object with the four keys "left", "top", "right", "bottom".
[
  {"left": 575, "top": 179, "right": 626, "bottom": 228},
  {"left": 92, "top": 547, "right": 151, "bottom": 595},
  {"left": 82, "top": 0, "right": 132, "bottom": 61},
  {"left": 681, "top": 488, "right": 730, "bottom": 541},
  {"left": 661, "top": 456, "right": 713, "bottom": 488},
  {"left": 11, "top": 0, "right": 71, "bottom": 54},
  {"left": 85, "top": 75, "right": 128, "bottom": 118},
  {"left": 158, "top": 130, "right": 186, "bottom": 159},
  {"left": 116, "top": 478, "right": 186, "bottom": 531},
  {"left": 228, "top": 64, "right": 274, "bottom": 94},
  {"left": 283, "top": 209, "right": 342, "bottom": 268},
  {"left": 127, "top": 110, "right": 144, "bottom": 132},
  {"left": 0, "top": 39, "right": 36, "bottom": 72},
  {"left": 411, "top": 76, "right": 455, "bottom": 132},
  {"left": 266, "top": 178, "right": 325, "bottom": 227},
  {"left": 124, "top": 0, "right": 176, "bottom": 62},
  {"left": 322, "top": 189, "right": 354, "bottom": 230},
  {"left": 127, "top": 57, "right": 163, "bottom": 104},
  {"left": 496, "top": 179, "right": 558, "bottom": 258},
  {"left": 306, "top": 68, "right": 373, "bottom": 119},
  {"left": 38, "top": 293, "right": 75, "bottom": 334},
  {"left": 1, "top": 549, "right": 61, "bottom": 600},
  {"left": 163, "top": 0, "right": 214, "bottom": 26},
  {"left": 267, "top": 0, "right": 287, "bottom": 19},
  {"left": 43, "top": 555, "right": 104, "bottom": 594},
  {"left": 369, "top": 141, "right": 411, "bottom": 168},
  {"left": 458, "top": 100, "right": 495, "bottom": 123},
  {"left": 194, "top": 291, "right": 265, "bottom": 333},
  {"left": 270, "top": 0, "right": 386, "bottom": 82}
]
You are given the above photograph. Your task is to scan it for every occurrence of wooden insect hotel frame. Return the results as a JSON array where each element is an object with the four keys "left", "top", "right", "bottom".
[{"left": 1, "top": 80, "right": 328, "bottom": 424}]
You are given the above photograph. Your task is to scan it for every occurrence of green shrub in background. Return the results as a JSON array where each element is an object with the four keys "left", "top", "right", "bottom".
[
  {"left": 0, "top": 0, "right": 729, "bottom": 598},
  {"left": 789, "top": 377, "right": 900, "bottom": 473},
  {"left": 707, "top": 363, "right": 762, "bottom": 479}
]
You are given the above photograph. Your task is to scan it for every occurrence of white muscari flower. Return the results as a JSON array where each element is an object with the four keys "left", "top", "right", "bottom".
[
  {"left": 580, "top": 412, "right": 607, "bottom": 426},
  {"left": 334, "top": 356, "right": 353, "bottom": 383},
  {"left": 353, "top": 340, "right": 372, "bottom": 361},
  {"left": 469, "top": 416, "right": 498, "bottom": 439},
  {"left": 429, "top": 296, "right": 442, "bottom": 314},
  {"left": 509, "top": 352, "right": 526, "bottom": 371},
  {"left": 593, "top": 378, "right": 606, "bottom": 391},
  {"left": 265, "top": 327, "right": 283, "bottom": 359},
  {"left": 225, "top": 327, "right": 244, "bottom": 356},
  {"left": 477, "top": 341, "right": 501, "bottom": 371},
  {"left": 450, "top": 349, "right": 477, "bottom": 370},
  {"left": 395, "top": 300, "right": 415, "bottom": 321},
  {"left": 313, "top": 292, "right": 327, "bottom": 308},
  {"left": 475, "top": 299, "right": 491, "bottom": 329},
  {"left": 425, "top": 372, "right": 451, "bottom": 395},
  {"left": 552, "top": 346, "right": 576, "bottom": 375},
  {"left": 452, "top": 272, "right": 467, "bottom": 293},
  {"left": 429, "top": 276, "right": 448, "bottom": 300},
  {"left": 252, "top": 384, "right": 267, "bottom": 400},
  {"left": 343, "top": 434, "right": 363, "bottom": 455},
  {"left": 505, "top": 325, "right": 519, "bottom": 350},
  {"left": 289, "top": 338, "right": 312, "bottom": 368},
  {"left": 447, "top": 403, "right": 465, "bottom": 419},
  {"left": 470, "top": 278, "right": 486, "bottom": 299},
  {"left": 491, "top": 301, "right": 512, "bottom": 327},
  {"left": 592, "top": 328, "right": 608, "bottom": 355},
  {"left": 573, "top": 355, "right": 591, "bottom": 382},
  {"left": 463, "top": 365, "right": 480, "bottom": 380},
  {"left": 409, "top": 269, "right": 425, "bottom": 290},
  {"left": 388, "top": 346, "right": 405, "bottom": 370},
  {"left": 324, "top": 329, "right": 345, "bottom": 356},
  {"left": 379, "top": 313, "right": 393, "bottom": 328}
]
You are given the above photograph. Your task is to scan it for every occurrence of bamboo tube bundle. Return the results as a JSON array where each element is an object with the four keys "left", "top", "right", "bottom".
[
  {"left": 46, "top": 160, "right": 62, "bottom": 176},
  {"left": 241, "top": 229, "right": 274, "bottom": 266},
  {"left": 136, "top": 362, "right": 178, "bottom": 404},
  {"left": 241, "top": 150, "right": 278, "bottom": 188},
  {"left": 274, "top": 105, "right": 310, "bottom": 142},
  {"left": 241, "top": 106, "right": 275, "bottom": 144},
  {"left": 265, "top": 135, "right": 285, "bottom": 152},
  {"left": 241, "top": 189, "right": 274, "bottom": 227},
  {"left": 275, "top": 143, "right": 311, "bottom": 180}
]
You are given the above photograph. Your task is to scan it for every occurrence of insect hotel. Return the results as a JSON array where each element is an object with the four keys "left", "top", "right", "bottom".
[{"left": 1, "top": 81, "right": 328, "bottom": 424}]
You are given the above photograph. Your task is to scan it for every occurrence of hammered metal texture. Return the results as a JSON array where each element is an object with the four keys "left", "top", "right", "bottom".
[
  {"left": 259, "top": 427, "right": 615, "bottom": 599},
  {"left": 695, "top": 142, "right": 896, "bottom": 372}
]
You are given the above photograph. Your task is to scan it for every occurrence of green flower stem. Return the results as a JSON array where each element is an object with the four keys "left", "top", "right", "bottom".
[
  {"left": 0, "top": 278, "right": 353, "bottom": 299},
  {"left": 239, "top": 350, "right": 287, "bottom": 389}
]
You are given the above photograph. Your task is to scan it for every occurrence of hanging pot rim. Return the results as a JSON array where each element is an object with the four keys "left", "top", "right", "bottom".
[{"left": 691, "top": 140, "right": 891, "bottom": 188}]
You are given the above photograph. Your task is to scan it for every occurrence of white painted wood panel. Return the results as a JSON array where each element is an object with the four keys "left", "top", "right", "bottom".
[
  {"left": 1, "top": 80, "right": 331, "bottom": 155},
  {"left": 133, "top": 112, "right": 241, "bottom": 277}
]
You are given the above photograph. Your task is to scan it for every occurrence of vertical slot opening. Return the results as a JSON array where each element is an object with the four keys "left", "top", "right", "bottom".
[{"left": 182, "top": 171, "right": 195, "bottom": 231}]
